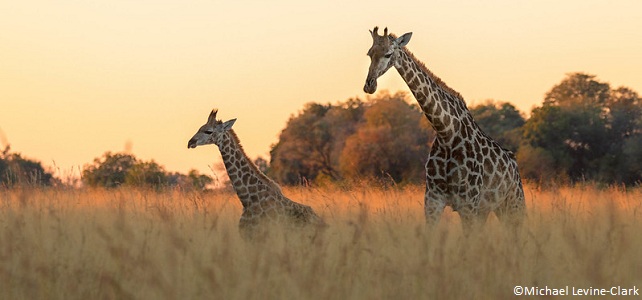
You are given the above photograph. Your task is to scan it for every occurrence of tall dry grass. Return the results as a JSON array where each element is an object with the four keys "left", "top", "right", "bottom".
[{"left": 1, "top": 184, "right": 641, "bottom": 299}]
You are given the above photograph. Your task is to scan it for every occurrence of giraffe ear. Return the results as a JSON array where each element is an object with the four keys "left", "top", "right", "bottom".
[
  {"left": 395, "top": 32, "right": 412, "bottom": 47},
  {"left": 207, "top": 109, "right": 218, "bottom": 124},
  {"left": 221, "top": 118, "right": 236, "bottom": 131}
]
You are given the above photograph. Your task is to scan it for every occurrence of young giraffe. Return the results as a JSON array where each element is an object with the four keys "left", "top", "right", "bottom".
[
  {"left": 188, "top": 109, "right": 324, "bottom": 239},
  {"left": 364, "top": 27, "right": 525, "bottom": 231}
]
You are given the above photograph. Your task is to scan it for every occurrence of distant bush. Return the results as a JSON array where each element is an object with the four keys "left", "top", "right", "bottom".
[
  {"left": 82, "top": 151, "right": 212, "bottom": 190},
  {"left": 0, "top": 146, "right": 53, "bottom": 187}
]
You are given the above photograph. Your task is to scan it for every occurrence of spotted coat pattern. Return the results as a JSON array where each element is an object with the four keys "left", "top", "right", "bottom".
[
  {"left": 188, "top": 110, "right": 325, "bottom": 239},
  {"left": 364, "top": 27, "right": 526, "bottom": 231}
]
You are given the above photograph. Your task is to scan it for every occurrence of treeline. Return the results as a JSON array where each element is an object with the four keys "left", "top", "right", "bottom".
[
  {"left": 268, "top": 93, "right": 524, "bottom": 185},
  {"left": 269, "top": 93, "right": 433, "bottom": 185},
  {"left": 3, "top": 72, "right": 640, "bottom": 189},
  {"left": 518, "top": 73, "right": 642, "bottom": 185},
  {"left": 269, "top": 73, "right": 642, "bottom": 186},
  {"left": 82, "top": 152, "right": 213, "bottom": 190},
  {"left": 0, "top": 146, "right": 213, "bottom": 190}
]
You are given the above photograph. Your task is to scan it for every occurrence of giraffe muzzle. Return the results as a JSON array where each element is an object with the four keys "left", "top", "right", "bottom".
[
  {"left": 187, "top": 138, "right": 197, "bottom": 149},
  {"left": 364, "top": 78, "right": 377, "bottom": 94}
]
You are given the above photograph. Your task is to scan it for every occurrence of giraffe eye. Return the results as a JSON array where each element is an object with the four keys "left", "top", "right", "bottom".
[
  {"left": 384, "top": 53, "right": 392, "bottom": 58},
  {"left": 204, "top": 130, "right": 213, "bottom": 135}
]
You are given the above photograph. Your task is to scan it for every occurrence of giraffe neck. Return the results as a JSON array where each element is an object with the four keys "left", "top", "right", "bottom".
[
  {"left": 217, "top": 130, "right": 278, "bottom": 207},
  {"left": 394, "top": 48, "right": 476, "bottom": 145}
]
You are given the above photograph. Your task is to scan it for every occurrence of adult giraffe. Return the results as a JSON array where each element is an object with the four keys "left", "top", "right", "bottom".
[{"left": 364, "top": 27, "right": 525, "bottom": 231}]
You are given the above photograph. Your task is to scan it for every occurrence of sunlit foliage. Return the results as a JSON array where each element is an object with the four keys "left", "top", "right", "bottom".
[{"left": 270, "top": 92, "right": 434, "bottom": 185}]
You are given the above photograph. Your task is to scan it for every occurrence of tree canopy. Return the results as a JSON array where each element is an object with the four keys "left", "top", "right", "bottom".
[
  {"left": 270, "top": 92, "right": 434, "bottom": 185},
  {"left": 339, "top": 95, "right": 434, "bottom": 183},
  {"left": 269, "top": 99, "right": 365, "bottom": 184},
  {"left": 469, "top": 100, "right": 525, "bottom": 152},
  {"left": 271, "top": 73, "right": 641, "bottom": 186},
  {"left": 520, "top": 73, "right": 642, "bottom": 184}
]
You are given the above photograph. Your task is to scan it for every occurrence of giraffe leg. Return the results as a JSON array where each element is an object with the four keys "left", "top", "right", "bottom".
[
  {"left": 494, "top": 193, "right": 526, "bottom": 229},
  {"left": 424, "top": 189, "right": 446, "bottom": 227},
  {"left": 453, "top": 169, "right": 487, "bottom": 235},
  {"left": 424, "top": 146, "right": 447, "bottom": 227},
  {"left": 458, "top": 209, "right": 489, "bottom": 236}
]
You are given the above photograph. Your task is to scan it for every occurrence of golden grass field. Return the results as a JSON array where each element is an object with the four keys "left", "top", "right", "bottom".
[{"left": 1, "top": 183, "right": 641, "bottom": 299}]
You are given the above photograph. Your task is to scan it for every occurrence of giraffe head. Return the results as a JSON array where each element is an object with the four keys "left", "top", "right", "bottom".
[
  {"left": 363, "top": 27, "right": 412, "bottom": 94},
  {"left": 187, "top": 109, "right": 237, "bottom": 149}
]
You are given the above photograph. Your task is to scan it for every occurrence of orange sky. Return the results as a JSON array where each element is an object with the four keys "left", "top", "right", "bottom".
[{"left": 1, "top": 0, "right": 641, "bottom": 179}]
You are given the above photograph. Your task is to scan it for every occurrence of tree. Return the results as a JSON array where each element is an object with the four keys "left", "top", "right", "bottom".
[
  {"left": 521, "top": 74, "right": 610, "bottom": 181},
  {"left": 167, "top": 169, "right": 214, "bottom": 191},
  {"left": 607, "top": 87, "right": 642, "bottom": 139},
  {"left": 253, "top": 156, "right": 269, "bottom": 175},
  {"left": 83, "top": 151, "right": 215, "bottom": 189},
  {"left": 82, "top": 152, "right": 137, "bottom": 188},
  {"left": 515, "top": 144, "right": 562, "bottom": 183},
  {"left": 187, "top": 169, "right": 214, "bottom": 190},
  {"left": 619, "top": 136, "right": 642, "bottom": 184},
  {"left": 598, "top": 87, "right": 642, "bottom": 184},
  {"left": 125, "top": 160, "right": 168, "bottom": 189},
  {"left": 0, "top": 145, "right": 53, "bottom": 187},
  {"left": 269, "top": 103, "right": 331, "bottom": 184},
  {"left": 269, "top": 92, "right": 436, "bottom": 185},
  {"left": 544, "top": 73, "right": 610, "bottom": 108},
  {"left": 520, "top": 105, "right": 572, "bottom": 179},
  {"left": 470, "top": 100, "right": 525, "bottom": 152},
  {"left": 339, "top": 94, "right": 434, "bottom": 183},
  {"left": 270, "top": 99, "right": 364, "bottom": 184},
  {"left": 519, "top": 73, "right": 642, "bottom": 184}
]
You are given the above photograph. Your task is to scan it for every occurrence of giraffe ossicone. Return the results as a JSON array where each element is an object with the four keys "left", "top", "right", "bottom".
[
  {"left": 188, "top": 109, "right": 325, "bottom": 239},
  {"left": 364, "top": 26, "right": 526, "bottom": 231}
]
